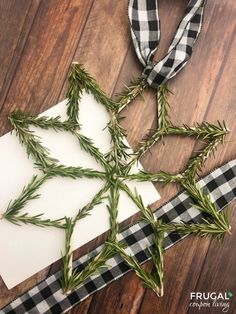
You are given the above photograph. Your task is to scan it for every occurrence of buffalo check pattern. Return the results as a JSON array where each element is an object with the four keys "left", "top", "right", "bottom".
[
  {"left": 2, "top": 158, "right": 236, "bottom": 314},
  {"left": 128, "top": 0, "right": 207, "bottom": 88}
]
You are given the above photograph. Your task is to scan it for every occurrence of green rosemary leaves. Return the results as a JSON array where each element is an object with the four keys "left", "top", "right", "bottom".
[{"left": 1, "top": 63, "right": 231, "bottom": 297}]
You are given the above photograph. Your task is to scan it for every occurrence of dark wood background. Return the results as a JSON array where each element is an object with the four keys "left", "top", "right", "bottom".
[{"left": 0, "top": 0, "right": 236, "bottom": 313}]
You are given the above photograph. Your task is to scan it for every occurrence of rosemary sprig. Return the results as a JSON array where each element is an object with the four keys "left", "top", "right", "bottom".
[
  {"left": 1, "top": 173, "right": 67, "bottom": 229},
  {"left": 183, "top": 138, "right": 223, "bottom": 178},
  {"left": 9, "top": 110, "right": 78, "bottom": 132},
  {"left": 70, "top": 63, "right": 115, "bottom": 112},
  {"left": 106, "top": 182, "right": 120, "bottom": 241},
  {"left": 119, "top": 182, "right": 156, "bottom": 227},
  {"left": 106, "top": 115, "right": 130, "bottom": 171},
  {"left": 4, "top": 63, "right": 232, "bottom": 298},
  {"left": 9, "top": 115, "right": 57, "bottom": 168},
  {"left": 182, "top": 179, "right": 231, "bottom": 234},
  {"left": 74, "top": 184, "right": 109, "bottom": 222},
  {"left": 44, "top": 165, "right": 106, "bottom": 180},
  {"left": 126, "top": 170, "right": 183, "bottom": 184},
  {"left": 133, "top": 122, "right": 227, "bottom": 167},
  {"left": 66, "top": 62, "right": 128, "bottom": 172},
  {"left": 1, "top": 173, "right": 69, "bottom": 228},
  {"left": 61, "top": 183, "right": 120, "bottom": 292},
  {"left": 109, "top": 240, "right": 163, "bottom": 296},
  {"left": 73, "top": 131, "right": 109, "bottom": 169},
  {"left": 9, "top": 110, "right": 108, "bottom": 171},
  {"left": 4, "top": 213, "right": 65, "bottom": 229},
  {"left": 63, "top": 244, "right": 117, "bottom": 293},
  {"left": 66, "top": 64, "right": 84, "bottom": 124},
  {"left": 61, "top": 217, "right": 75, "bottom": 294},
  {"left": 156, "top": 84, "right": 171, "bottom": 131},
  {"left": 168, "top": 121, "right": 229, "bottom": 141},
  {"left": 4, "top": 174, "right": 50, "bottom": 218},
  {"left": 116, "top": 77, "right": 147, "bottom": 113},
  {"left": 158, "top": 220, "right": 229, "bottom": 241},
  {"left": 134, "top": 128, "right": 165, "bottom": 162},
  {"left": 118, "top": 183, "right": 164, "bottom": 294},
  {"left": 150, "top": 221, "right": 164, "bottom": 296},
  {"left": 128, "top": 83, "right": 171, "bottom": 162}
]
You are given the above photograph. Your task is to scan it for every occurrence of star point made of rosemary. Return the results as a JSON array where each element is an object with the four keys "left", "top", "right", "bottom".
[{"left": 1, "top": 63, "right": 231, "bottom": 296}]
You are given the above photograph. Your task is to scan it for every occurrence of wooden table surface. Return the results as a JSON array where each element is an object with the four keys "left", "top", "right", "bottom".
[{"left": 0, "top": 0, "right": 236, "bottom": 313}]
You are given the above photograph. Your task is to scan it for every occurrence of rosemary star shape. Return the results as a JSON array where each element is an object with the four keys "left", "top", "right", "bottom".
[{"left": 1, "top": 63, "right": 232, "bottom": 297}]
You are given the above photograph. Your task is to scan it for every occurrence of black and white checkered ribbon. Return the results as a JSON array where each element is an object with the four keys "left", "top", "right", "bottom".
[
  {"left": 128, "top": 0, "right": 207, "bottom": 88},
  {"left": 2, "top": 158, "right": 236, "bottom": 314}
]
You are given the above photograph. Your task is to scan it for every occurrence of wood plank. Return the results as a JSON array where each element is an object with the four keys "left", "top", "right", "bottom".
[
  {"left": 0, "top": 0, "right": 40, "bottom": 109},
  {"left": 88, "top": 265, "right": 147, "bottom": 314},
  {"left": 59, "top": 0, "right": 132, "bottom": 100},
  {"left": 188, "top": 205, "right": 236, "bottom": 314},
  {"left": 139, "top": 238, "right": 211, "bottom": 314},
  {"left": 70, "top": 296, "right": 93, "bottom": 314},
  {"left": 0, "top": 0, "right": 94, "bottom": 137},
  {"left": 0, "top": 0, "right": 41, "bottom": 308},
  {"left": 196, "top": 31, "right": 236, "bottom": 174},
  {"left": 188, "top": 30, "right": 236, "bottom": 314}
]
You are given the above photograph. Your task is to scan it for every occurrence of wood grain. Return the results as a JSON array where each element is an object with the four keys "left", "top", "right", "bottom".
[
  {"left": 0, "top": 0, "right": 235, "bottom": 313},
  {"left": 0, "top": 0, "right": 94, "bottom": 136},
  {"left": 0, "top": 0, "right": 41, "bottom": 109}
]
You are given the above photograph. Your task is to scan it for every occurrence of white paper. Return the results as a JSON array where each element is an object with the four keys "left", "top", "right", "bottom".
[{"left": 0, "top": 92, "right": 160, "bottom": 289}]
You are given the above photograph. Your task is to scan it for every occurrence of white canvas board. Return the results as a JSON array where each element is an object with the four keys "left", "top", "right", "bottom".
[{"left": 0, "top": 92, "right": 160, "bottom": 289}]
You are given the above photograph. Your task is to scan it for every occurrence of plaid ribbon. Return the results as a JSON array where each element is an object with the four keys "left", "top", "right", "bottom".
[
  {"left": 2, "top": 158, "right": 236, "bottom": 314},
  {"left": 128, "top": 0, "right": 207, "bottom": 88}
]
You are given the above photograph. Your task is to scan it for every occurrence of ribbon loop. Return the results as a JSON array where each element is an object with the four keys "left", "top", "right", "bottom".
[
  {"left": 128, "top": 0, "right": 160, "bottom": 66},
  {"left": 128, "top": 0, "right": 207, "bottom": 88}
]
